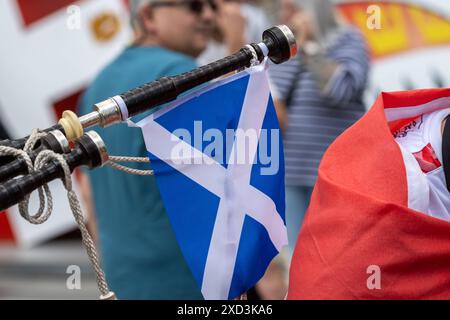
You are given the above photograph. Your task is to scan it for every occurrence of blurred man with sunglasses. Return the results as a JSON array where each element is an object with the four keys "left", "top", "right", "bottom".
[
  {"left": 132, "top": 0, "right": 217, "bottom": 56},
  {"left": 79, "top": 0, "right": 216, "bottom": 299}
]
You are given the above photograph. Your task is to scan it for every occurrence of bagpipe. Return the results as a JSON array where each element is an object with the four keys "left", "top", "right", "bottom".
[{"left": 0, "top": 25, "right": 297, "bottom": 212}]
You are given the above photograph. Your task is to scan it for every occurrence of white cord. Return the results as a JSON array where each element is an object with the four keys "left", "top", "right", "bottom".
[
  {"left": 245, "top": 45, "right": 259, "bottom": 67},
  {"left": 107, "top": 155, "right": 154, "bottom": 176},
  {"left": 1, "top": 131, "right": 157, "bottom": 298},
  {"left": 0, "top": 130, "right": 115, "bottom": 300}
]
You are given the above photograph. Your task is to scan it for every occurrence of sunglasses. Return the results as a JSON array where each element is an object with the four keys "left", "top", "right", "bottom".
[{"left": 151, "top": 0, "right": 218, "bottom": 15}]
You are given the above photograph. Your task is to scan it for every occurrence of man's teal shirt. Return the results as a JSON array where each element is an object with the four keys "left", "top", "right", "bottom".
[{"left": 79, "top": 46, "right": 203, "bottom": 300}]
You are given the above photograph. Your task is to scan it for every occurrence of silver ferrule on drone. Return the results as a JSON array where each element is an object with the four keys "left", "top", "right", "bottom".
[
  {"left": 85, "top": 131, "right": 110, "bottom": 167},
  {"left": 277, "top": 24, "right": 298, "bottom": 58},
  {"left": 79, "top": 98, "right": 124, "bottom": 129},
  {"left": 47, "top": 130, "right": 71, "bottom": 154}
]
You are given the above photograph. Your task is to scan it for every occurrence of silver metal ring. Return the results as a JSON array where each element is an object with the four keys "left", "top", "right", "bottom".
[
  {"left": 85, "top": 131, "right": 109, "bottom": 166},
  {"left": 276, "top": 25, "right": 298, "bottom": 58},
  {"left": 94, "top": 98, "right": 122, "bottom": 128},
  {"left": 112, "top": 95, "right": 129, "bottom": 121},
  {"left": 48, "top": 130, "right": 70, "bottom": 153}
]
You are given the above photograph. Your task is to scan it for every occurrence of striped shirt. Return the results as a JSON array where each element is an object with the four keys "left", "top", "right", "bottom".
[{"left": 269, "top": 27, "right": 370, "bottom": 187}]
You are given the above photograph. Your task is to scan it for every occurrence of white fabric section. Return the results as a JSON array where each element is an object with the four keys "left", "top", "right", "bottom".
[
  {"left": 243, "top": 186, "right": 288, "bottom": 251},
  {"left": 385, "top": 97, "right": 450, "bottom": 122},
  {"left": 427, "top": 110, "right": 450, "bottom": 163},
  {"left": 427, "top": 169, "right": 450, "bottom": 221},
  {"left": 396, "top": 143, "right": 429, "bottom": 214},
  {"left": 394, "top": 116, "right": 426, "bottom": 152},
  {"left": 138, "top": 66, "right": 287, "bottom": 299},
  {"left": 201, "top": 196, "right": 243, "bottom": 300},
  {"left": 394, "top": 108, "right": 450, "bottom": 221},
  {"left": 228, "top": 70, "right": 269, "bottom": 182},
  {"left": 257, "top": 42, "right": 269, "bottom": 57}
]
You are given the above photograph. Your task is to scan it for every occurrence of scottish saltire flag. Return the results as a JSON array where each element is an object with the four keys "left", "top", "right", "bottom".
[{"left": 135, "top": 61, "right": 287, "bottom": 300}]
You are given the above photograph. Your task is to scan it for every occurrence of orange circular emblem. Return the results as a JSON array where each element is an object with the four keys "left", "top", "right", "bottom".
[{"left": 91, "top": 12, "right": 121, "bottom": 42}]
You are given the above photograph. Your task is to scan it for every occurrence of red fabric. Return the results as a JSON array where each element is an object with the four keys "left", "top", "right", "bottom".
[
  {"left": 288, "top": 89, "right": 450, "bottom": 300},
  {"left": 413, "top": 144, "right": 442, "bottom": 173},
  {"left": 0, "top": 212, "right": 15, "bottom": 242},
  {"left": 16, "top": 0, "right": 79, "bottom": 27}
]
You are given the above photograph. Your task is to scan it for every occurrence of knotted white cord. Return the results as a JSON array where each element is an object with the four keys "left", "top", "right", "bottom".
[{"left": 0, "top": 130, "right": 115, "bottom": 300}]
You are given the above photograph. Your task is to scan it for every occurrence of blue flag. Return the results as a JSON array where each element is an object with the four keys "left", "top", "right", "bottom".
[{"left": 135, "top": 61, "right": 287, "bottom": 300}]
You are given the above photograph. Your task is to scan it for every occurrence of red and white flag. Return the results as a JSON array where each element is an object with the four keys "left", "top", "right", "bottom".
[
  {"left": 0, "top": 0, "right": 130, "bottom": 247},
  {"left": 289, "top": 88, "right": 450, "bottom": 300}
]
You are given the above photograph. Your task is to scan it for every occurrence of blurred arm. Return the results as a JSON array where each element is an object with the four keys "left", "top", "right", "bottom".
[
  {"left": 217, "top": 1, "right": 247, "bottom": 54},
  {"left": 305, "top": 30, "right": 370, "bottom": 108},
  {"left": 268, "top": 57, "right": 301, "bottom": 133},
  {"left": 273, "top": 99, "right": 288, "bottom": 133}
]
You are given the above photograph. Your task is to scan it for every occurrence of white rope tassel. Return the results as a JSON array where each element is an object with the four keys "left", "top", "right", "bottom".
[
  {"left": 0, "top": 131, "right": 155, "bottom": 299},
  {"left": 107, "top": 155, "right": 154, "bottom": 176},
  {"left": 34, "top": 150, "right": 115, "bottom": 299},
  {"left": 0, "top": 130, "right": 115, "bottom": 300}
]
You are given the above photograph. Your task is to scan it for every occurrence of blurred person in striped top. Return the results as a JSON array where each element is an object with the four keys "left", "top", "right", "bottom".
[{"left": 269, "top": 0, "right": 370, "bottom": 253}]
